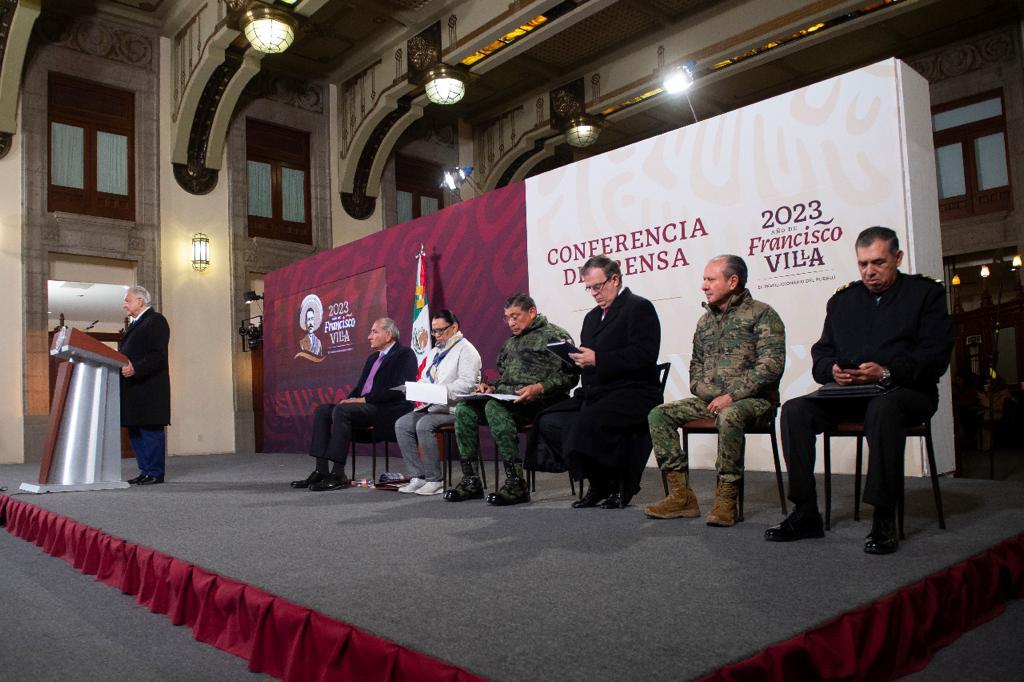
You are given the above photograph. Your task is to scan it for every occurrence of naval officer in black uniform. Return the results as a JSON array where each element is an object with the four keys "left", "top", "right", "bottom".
[{"left": 765, "top": 226, "right": 953, "bottom": 554}]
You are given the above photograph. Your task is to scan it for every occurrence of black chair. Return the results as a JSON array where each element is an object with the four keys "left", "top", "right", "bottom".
[
  {"left": 668, "top": 411, "right": 787, "bottom": 522},
  {"left": 349, "top": 425, "right": 393, "bottom": 483},
  {"left": 822, "top": 417, "right": 945, "bottom": 538}
]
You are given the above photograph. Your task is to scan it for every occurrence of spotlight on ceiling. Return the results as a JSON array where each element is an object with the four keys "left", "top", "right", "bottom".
[
  {"left": 441, "top": 166, "right": 477, "bottom": 192},
  {"left": 424, "top": 66, "right": 467, "bottom": 105},
  {"left": 242, "top": 3, "right": 298, "bottom": 54},
  {"left": 565, "top": 115, "right": 601, "bottom": 148},
  {"left": 663, "top": 61, "right": 696, "bottom": 93}
]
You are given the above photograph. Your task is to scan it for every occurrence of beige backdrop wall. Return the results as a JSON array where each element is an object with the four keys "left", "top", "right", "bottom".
[
  {"left": 526, "top": 59, "right": 953, "bottom": 477},
  {"left": 0, "top": 133, "right": 24, "bottom": 464}
]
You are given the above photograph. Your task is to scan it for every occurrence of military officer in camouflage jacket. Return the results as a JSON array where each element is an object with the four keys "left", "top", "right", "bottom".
[
  {"left": 645, "top": 255, "right": 785, "bottom": 526},
  {"left": 444, "top": 293, "right": 578, "bottom": 506}
]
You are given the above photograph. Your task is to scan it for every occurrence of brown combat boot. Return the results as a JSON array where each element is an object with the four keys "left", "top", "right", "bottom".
[
  {"left": 644, "top": 471, "right": 700, "bottom": 519},
  {"left": 706, "top": 478, "right": 739, "bottom": 527}
]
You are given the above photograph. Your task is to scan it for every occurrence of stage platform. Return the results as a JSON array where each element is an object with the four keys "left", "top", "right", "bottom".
[{"left": 2, "top": 453, "right": 1023, "bottom": 681}]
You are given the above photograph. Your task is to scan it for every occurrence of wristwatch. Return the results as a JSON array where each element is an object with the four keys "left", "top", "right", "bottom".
[{"left": 879, "top": 367, "right": 892, "bottom": 387}]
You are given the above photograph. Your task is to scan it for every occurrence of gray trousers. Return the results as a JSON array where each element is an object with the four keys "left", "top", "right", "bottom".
[{"left": 395, "top": 410, "right": 455, "bottom": 482}]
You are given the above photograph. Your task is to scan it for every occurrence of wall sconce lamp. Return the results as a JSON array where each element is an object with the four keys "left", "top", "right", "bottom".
[
  {"left": 980, "top": 264, "right": 991, "bottom": 278},
  {"left": 951, "top": 273, "right": 961, "bottom": 286},
  {"left": 1012, "top": 254, "right": 1022, "bottom": 270},
  {"left": 424, "top": 66, "right": 467, "bottom": 105},
  {"left": 242, "top": 2, "right": 298, "bottom": 54},
  {"left": 565, "top": 114, "right": 602, "bottom": 148},
  {"left": 192, "top": 233, "right": 210, "bottom": 271}
]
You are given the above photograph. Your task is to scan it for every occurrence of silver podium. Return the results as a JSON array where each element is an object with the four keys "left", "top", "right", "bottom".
[{"left": 21, "top": 326, "right": 131, "bottom": 493}]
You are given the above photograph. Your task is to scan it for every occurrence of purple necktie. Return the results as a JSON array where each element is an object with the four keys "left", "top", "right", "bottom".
[{"left": 361, "top": 352, "right": 385, "bottom": 396}]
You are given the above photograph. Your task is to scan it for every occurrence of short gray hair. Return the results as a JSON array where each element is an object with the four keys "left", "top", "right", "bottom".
[
  {"left": 712, "top": 255, "right": 748, "bottom": 289},
  {"left": 375, "top": 317, "right": 400, "bottom": 341},
  {"left": 127, "top": 285, "right": 152, "bottom": 305},
  {"left": 855, "top": 226, "right": 899, "bottom": 254}
]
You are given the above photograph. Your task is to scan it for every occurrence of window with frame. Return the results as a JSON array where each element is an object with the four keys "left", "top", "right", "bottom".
[
  {"left": 246, "top": 119, "right": 312, "bottom": 244},
  {"left": 933, "top": 91, "right": 1012, "bottom": 220},
  {"left": 48, "top": 73, "right": 135, "bottom": 221},
  {"left": 394, "top": 154, "right": 443, "bottom": 225}
]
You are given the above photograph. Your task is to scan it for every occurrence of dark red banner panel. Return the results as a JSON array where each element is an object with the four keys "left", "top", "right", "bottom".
[{"left": 263, "top": 183, "right": 528, "bottom": 453}]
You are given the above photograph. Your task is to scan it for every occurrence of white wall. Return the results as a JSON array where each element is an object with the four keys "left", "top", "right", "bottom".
[
  {"left": 158, "top": 37, "right": 235, "bottom": 456},
  {"left": 0, "top": 133, "right": 24, "bottom": 463}
]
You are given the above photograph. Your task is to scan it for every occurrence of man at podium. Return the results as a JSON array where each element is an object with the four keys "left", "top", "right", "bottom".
[{"left": 120, "top": 285, "right": 171, "bottom": 485}]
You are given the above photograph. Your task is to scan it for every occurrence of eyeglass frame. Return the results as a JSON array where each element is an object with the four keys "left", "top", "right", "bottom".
[
  {"left": 430, "top": 323, "right": 454, "bottom": 337},
  {"left": 582, "top": 276, "right": 617, "bottom": 294}
]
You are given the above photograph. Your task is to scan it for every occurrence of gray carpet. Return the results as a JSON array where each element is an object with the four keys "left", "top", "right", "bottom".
[
  {"left": 0, "top": 526, "right": 263, "bottom": 680},
  {"left": 2, "top": 453, "right": 1023, "bottom": 681}
]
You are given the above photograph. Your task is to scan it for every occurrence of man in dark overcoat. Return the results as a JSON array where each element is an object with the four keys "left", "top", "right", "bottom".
[
  {"left": 531, "top": 254, "right": 663, "bottom": 508},
  {"left": 120, "top": 285, "right": 171, "bottom": 485},
  {"left": 291, "top": 317, "right": 417, "bottom": 491}
]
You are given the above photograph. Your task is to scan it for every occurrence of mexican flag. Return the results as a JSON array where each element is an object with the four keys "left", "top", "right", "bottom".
[{"left": 411, "top": 245, "right": 430, "bottom": 377}]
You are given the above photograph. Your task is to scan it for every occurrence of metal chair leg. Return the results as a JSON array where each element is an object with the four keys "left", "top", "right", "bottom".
[
  {"left": 769, "top": 427, "right": 787, "bottom": 515},
  {"left": 384, "top": 441, "right": 390, "bottom": 474},
  {"left": 924, "top": 426, "right": 946, "bottom": 529},
  {"left": 371, "top": 440, "right": 377, "bottom": 482},
  {"left": 738, "top": 476, "right": 745, "bottom": 522},
  {"left": 854, "top": 436, "right": 863, "bottom": 522},
  {"left": 824, "top": 435, "right": 832, "bottom": 531},
  {"left": 350, "top": 441, "right": 356, "bottom": 482}
]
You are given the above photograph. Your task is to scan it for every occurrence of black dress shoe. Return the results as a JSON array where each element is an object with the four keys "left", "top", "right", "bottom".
[
  {"left": 127, "top": 474, "right": 144, "bottom": 485},
  {"left": 137, "top": 475, "right": 164, "bottom": 486},
  {"left": 290, "top": 471, "right": 325, "bottom": 489},
  {"left": 572, "top": 486, "right": 608, "bottom": 508},
  {"left": 764, "top": 509, "right": 825, "bottom": 542},
  {"left": 599, "top": 492, "right": 624, "bottom": 509},
  {"left": 310, "top": 474, "right": 350, "bottom": 491},
  {"left": 864, "top": 519, "right": 899, "bottom": 555}
]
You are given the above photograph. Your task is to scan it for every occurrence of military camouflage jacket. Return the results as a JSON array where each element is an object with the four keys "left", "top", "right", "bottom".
[
  {"left": 689, "top": 289, "right": 786, "bottom": 405},
  {"left": 491, "top": 314, "right": 578, "bottom": 397}
]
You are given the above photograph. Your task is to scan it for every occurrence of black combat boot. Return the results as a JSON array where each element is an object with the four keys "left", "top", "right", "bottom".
[
  {"left": 444, "top": 460, "right": 484, "bottom": 502},
  {"left": 486, "top": 462, "right": 530, "bottom": 506}
]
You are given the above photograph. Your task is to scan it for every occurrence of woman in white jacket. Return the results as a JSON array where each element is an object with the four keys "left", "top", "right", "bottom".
[{"left": 397, "top": 310, "right": 482, "bottom": 495}]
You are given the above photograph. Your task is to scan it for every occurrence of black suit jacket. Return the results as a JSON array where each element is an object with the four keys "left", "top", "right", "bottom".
[
  {"left": 349, "top": 342, "right": 418, "bottom": 441},
  {"left": 119, "top": 307, "right": 171, "bottom": 427},
  {"left": 578, "top": 287, "right": 662, "bottom": 404}
]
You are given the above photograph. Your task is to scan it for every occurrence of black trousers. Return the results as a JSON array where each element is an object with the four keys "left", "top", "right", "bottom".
[
  {"left": 780, "top": 387, "right": 935, "bottom": 512},
  {"left": 308, "top": 402, "right": 378, "bottom": 467}
]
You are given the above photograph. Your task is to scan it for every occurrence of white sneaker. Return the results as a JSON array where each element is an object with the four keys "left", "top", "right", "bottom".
[
  {"left": 398, "top": 477, "right": 426, "bottom": 493},
  {"left": 415, "top": 481, "right": 445, "bottom": 496}
]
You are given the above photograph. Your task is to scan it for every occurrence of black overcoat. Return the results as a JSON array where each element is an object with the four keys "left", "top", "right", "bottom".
[
  {"left": 349, "top": 343, "right": 418, "bottom": 441},
  {"left": 119, "top": 307, "right": 171, "bottom": 427}
]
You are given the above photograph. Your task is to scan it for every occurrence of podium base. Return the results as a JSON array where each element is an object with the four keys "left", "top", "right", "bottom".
[{"left": 19, "top": 481, "right": 131, "bottom": 494}]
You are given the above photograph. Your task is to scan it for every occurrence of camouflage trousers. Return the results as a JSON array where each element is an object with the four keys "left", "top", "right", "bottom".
[
  {"left": 454, "top": 399, "right": 542, "bottom": 465},
  {"left": 648, "top": 397, "right": 772, "bottom": 482}
]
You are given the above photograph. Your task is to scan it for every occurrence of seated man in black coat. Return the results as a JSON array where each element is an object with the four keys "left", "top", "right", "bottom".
[
  {"left": 291, "top": 317, "right": 418, "bottom": 491},
  {"left": 531, "top": 254, "right": 663, "bottom": 508}
]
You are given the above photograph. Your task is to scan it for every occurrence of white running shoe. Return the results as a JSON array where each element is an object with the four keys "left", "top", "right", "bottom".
[
  {"left": 398, "top": 477, "right": 426, "bottom": 493},
  {"left": 415, "top": 481, "right": 445, "bottom": 496}
]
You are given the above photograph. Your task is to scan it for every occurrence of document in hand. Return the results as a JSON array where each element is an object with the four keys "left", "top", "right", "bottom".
[
  {"left": 453, "top": 392, "right": 520, "bottom": 402},
  {"left": 546, "top": 340, "right": 581, "bottom": 368},
  {"left": 404, "top": 381, "right": 449, "bottom": 405}
]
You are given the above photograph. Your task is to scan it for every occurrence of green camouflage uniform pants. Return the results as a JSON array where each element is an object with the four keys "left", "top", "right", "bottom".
[
  {"left": 454, "top": 399, "right": 542, "bottom": 465},
  {"left": 648, "top": 397, "right": 772, "bottom": 482}
]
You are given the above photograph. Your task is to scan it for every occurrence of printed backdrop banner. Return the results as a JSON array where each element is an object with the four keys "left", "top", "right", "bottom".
[
  {"left": 263, "top": 184, "right": 528, "bottom": 453},
  {"left": 264, "top": 267, "right": 389, "bottom": 420},
  {"left": 525, "top": 59, "right": 951, "bottom": 475}
]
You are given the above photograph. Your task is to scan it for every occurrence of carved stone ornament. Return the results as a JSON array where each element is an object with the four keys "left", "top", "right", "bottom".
[
  {"left": 33, "top": 12, "right": 155, "bottom": 71},
  {"left": 549, "top": 78, "right": 585, "bottom": 130},
  {"left": 908, "top": 28, "right": 1014, "bottom": 83},
  {"left": 341, "top": 95, "right": 413, "bottom": 219},
  {"left": 408, "top": 35, "right": 438, "bottom": 70},
  {"left": 173, "top": 45, "right": 246, "bottom": 194},
  {"left": 0, "top": 132, "right": 11, "bottom": 159},
  {"left": 245, "top": 71, "right": 325, "bottom": 113},
  {"left": 1, "top": 0, "right": 18, "bottom": 69},
  {"left": 497, "top": 139, "right": 546, "bottom": 189},
  {"left": 407, "top": 22, "right": 441, "bottom": 80}
]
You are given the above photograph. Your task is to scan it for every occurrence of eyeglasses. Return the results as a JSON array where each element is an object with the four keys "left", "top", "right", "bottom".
[
  {"left": 583, "top": 279, "right": 609, "bottom": 294},
  {"left": 431, "top": 324, "right": 453, "bottom": 337}
]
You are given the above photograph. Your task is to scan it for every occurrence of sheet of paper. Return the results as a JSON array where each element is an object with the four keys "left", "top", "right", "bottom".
[{"left": 405, "top": 381, "right": 449, "bottom": 405}]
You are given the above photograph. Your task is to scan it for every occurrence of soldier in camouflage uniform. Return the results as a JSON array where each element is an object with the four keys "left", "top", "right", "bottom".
[
  {"left": 645, "top": 255, "right": 785, "bottom": 526},
  {"left": 444, "top": 293, "right": 578, "bottom": 506}
]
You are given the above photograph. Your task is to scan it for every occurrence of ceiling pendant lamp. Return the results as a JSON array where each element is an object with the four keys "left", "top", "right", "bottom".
[
  {"left": 424, "top": 66, "right": 466, "bottom": 105},
  {"left": 565, "top": 115, "right": 601, "bottom": 148},
  {"left": 242, "top": 3, "right": 298, "bottom": 54}
]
